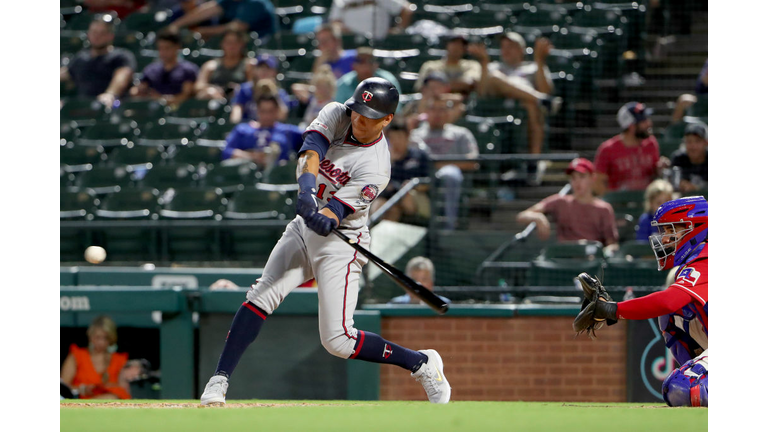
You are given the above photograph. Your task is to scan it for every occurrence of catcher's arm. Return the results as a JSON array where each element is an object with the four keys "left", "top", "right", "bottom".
[{"left": 573, "top": 273, "right": 619, "bottom": 339}]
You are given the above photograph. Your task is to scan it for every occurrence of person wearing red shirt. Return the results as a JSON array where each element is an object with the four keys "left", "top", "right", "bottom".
[
  {"left": 581, "top": 196, "right": 708, "bottom": 407},
  {"left": 593, "top": 102, "right": 668, "bottom": 195},
  {"left": 517, "top": 158, "right": 619, "bottom": 255}
]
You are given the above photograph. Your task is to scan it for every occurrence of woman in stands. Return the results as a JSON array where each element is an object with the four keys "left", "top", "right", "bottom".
[
  {"left": 60, "top": 315, "right": 131, "bottom": 399},
  {"left": 195, "top": 29, "right": 255, "bottom": 100}
]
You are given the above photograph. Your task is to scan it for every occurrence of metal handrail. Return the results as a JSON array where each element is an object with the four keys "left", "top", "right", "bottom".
[{"left": 369, "top": 177, "right": 430, "bottom": 226}]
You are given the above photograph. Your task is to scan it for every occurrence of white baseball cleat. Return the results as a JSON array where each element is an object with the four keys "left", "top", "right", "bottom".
[
  {"left": 200, "top": 375, "right": 229, "bottom": 406},
  {"left": 411, "top": 349, "right": 451, "bottom": 404}
]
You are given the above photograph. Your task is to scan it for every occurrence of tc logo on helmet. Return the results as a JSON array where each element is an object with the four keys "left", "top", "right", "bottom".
[{"left": 362, "top": 91, "right": 374, "bottom": 102}]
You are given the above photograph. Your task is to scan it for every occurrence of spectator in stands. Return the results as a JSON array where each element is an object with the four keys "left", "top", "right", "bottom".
[
  {"left": 517, "top": 158, "right": 619, "bottom": 254},
  {"left": 195, "top": 29, "right": 255, "bottom": 100},
  {"left": 401, "top": 71, "right": 464, "bottom": 131},
  {"left": 695, "top": 59, "right": 707, "bottom": 94},
  {"left": 129, "top": 29, "right": 199, "bottom": 106},
  {"left": 335, "top": 47, "right": 402, "bottom": 105},
  {"left": 371, "top": 121, "right": 431, "bottom": 223},
  {"left": 222, "top": 95, "right": 303, "bottom": 167},
  {"left": 60, "top": 14, "right": 136, "bottom": 107},
  {"left": 291, "top": 65, "right": 338, "bottom": 128},
  {"left": 312, "top": 24, "right": 357, "bottom": 79},
  {"left": 60, "top": 315, "right": 132, "bottom": 400},
  {"left": 671, "top": 122, "right": 708, "bottom": 194},
  {"left": 416, "top": 35, "right": 481, "bottom": 96},
  {"left": 168, "top": 0, "right": 278, "bottom": 39},
  {"left": 410, "top": 97, "right": 479, "bottom": 230},
  {"left": 635, "top": 179, "right": 674, "bottom": 241},
  {"left": 84, "top": 0, "right": 146, "bottom": 19},
  {"left": 468, "top": 33, "right": 558, "bottom": 154},
  {"left": 670, "top": 93, "right": 698, "bottom": 123},
  {"left": 389, "top": 257, "right": 451, "bottom": 305},
  {"left": 170, "top": 0, "right": 216, "bottom": 27},
  {"left": 230, "top": 54, "right": 295, "bottom": 123},
  {"left": 329, "top": 0, "right": 414, "bottom": 41},
  {"left": 594, "top": 102, "right": 667, "bottom": 196}
]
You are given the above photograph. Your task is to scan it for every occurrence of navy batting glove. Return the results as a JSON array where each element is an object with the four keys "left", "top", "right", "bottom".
[
  {"left": 306, "top": 212, "right": 337, "bottom": 237},
  {"left": 297, "top": 173, "right": 318, "bottom": 219}
]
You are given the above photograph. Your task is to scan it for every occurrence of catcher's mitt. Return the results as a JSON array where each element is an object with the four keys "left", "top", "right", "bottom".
[{"left": 573, "top": 272, "right": 618, "bottom": 339}]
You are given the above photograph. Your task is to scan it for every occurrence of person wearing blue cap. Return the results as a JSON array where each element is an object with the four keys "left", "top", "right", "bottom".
[
  {"left": 230, "top": 53, "right": 297, "bottom": 123},
  {"left": 594, "top": 102, "right": 667, "bottom": 196}
]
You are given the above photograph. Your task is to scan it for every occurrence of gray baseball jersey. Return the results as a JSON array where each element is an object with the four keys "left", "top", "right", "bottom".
[{"left": 245, "top": 101, "right": 391, "bottom": 358}]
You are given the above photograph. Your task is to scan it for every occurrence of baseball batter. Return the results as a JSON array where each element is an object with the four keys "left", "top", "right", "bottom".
[
  {"left": 200, "top": 78, "right": 451, "bottom": 405},
  {"left": 574, "top": 196, "right": 708, "bottom": 407}
]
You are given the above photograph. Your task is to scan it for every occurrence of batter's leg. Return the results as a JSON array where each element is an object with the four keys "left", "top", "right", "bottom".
[
  {"left": 212, "top": 219, "right": 314, "bottom": 380},
  {"left": 306, "top": 230, "right": 450, "bottom": 403}
]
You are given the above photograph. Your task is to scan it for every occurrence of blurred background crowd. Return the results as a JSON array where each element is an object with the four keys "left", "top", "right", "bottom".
[{"left": 60, "top": 0, "right": 707, "bottom": 399}]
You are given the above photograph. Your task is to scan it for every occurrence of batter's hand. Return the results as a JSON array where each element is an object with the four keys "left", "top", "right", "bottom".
[
  {"left": 305, "top": 212, "right": 338, "bottom": 236},
  {"left": 297, "top": 173, "right": 319, "bottom": 219}
]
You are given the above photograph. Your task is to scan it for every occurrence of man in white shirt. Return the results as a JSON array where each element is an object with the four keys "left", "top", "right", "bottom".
[{"left": 329, "top": 0, "right": 414, "bottom": 41}]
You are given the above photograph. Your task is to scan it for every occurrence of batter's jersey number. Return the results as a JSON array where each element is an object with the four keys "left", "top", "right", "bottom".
[{"left": 316, "top": 184, "right": 336, "bottom": 202}]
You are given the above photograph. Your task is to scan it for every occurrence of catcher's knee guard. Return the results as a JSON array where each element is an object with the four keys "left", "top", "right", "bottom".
[{"left": 662, "top": 353, "right": 708, "bottom": 407}]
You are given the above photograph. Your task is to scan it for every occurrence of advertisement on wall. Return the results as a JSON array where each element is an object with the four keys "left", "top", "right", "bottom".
[{"left": 626, "top": 318, "right": 677, "bottom": 402}]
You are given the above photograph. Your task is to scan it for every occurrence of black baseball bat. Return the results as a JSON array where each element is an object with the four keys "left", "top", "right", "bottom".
[{"left": 332, "top": 228, "right": 449, "bottom": 315}]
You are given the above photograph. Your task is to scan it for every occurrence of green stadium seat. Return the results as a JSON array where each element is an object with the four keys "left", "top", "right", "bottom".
[
  {"left": 224, "top": 187, "right": 290, "bottom": 219},
  {"left": 61, "top": 143, "right": 106, "bottom": 170},
  {"left": 549, "top": 29, "right": 599, "bottom": 51},
  {"left": 94, "top": 188, "right": 161, "bottom": 219},
  {"left": 61, "top": 122, "right": 81, "bottom": 144},
  {"left": 74, "top": 165, "right": 136, "bottom": 194},
  {"left": 196, "top": 120, "right": 235, "bottom": 146},
  {"left": 136, "top": 163, "right": 199, "bottom": 189},
  {"left": 60, "top": 99, "right": 110, "bottom": 127},
  {"left": 611, "top": 240, "right": 657, "bottom": 262},
  {"left": 262, "top": 161, "right": 298, "bottom": 185},
  {"left": 61, "top": 33, "right": 86, "bottom": 55},
  {"left": 61, "top": 187, "right": 98, "bottom": 219},
  {"left": 62, "top": 11, "right": 95, "bottom": 32},
  {"left": 287, "top": 53, "right": 316, "bottom": 73},
  {"left": 540, "top": 240, "right": 605, "bottom": 261},
  {"left": 119, "top": 10, "right": 172, "bottom": 33},
  {"left": 166, "top": 99, "right": 230, "bottom": 125},
  {"left": 107, "top": 144, "right": 166, "bottom": 166},
  {"left": 688, "top": 95, "right": 707, "bottom": 117},
  {"left": 372, "top": 34, "right": 428, "bottom": 51},
  {"left": 201, "top": 161, "right": 261, "bottom": 193},
  {"left": 167, "top": 143, "right": 223, "bottom": 167},
  {"left": 570, "top": 7, "right": 627, "bottom": 32},
  {"left": 137, "top": 121, "right": 198, "bottom": 147},
  {"left": 158, "top": 187, "right": 226, "bottom": 219},
  {"left": 454, "top": 119, "right": 502, "bottom": 154},
  {"left": 527, "top": 258, "right": 604, "bottom": 286},
  {"left": 602, "top": 190, "right": 645, "bottom": 218},
  {"left": 113, "top": 31, "right": 149, "bottom": 52},
  {"left": 112, "top": 99, "right": 169, "bottom": 123},
  {"left": 339, "top": 34, "right": 371, "bottom": 50},
  {"left": 76, "top": 121, "right": 139, "bottom": 147},
  {"left": 603, "top": 240, "right": 666, "bottom": 287},
  {"left": 258, "top": 31, "right": 315, "bottom": 51},
  {"left": 512, "top": 7, "right": 567, "bottom": 35},
  {"left": 61, "top": 170, "right": 76, "bottom": 188}
]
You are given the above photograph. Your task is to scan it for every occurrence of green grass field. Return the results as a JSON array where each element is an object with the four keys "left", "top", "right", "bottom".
[{"left": 60, "top": 400, "right": 707, "bottom": 432}]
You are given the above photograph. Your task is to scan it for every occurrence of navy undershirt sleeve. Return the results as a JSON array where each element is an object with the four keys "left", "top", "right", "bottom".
[
  {"left": 299, "top": 131, "right": 330, "bottom": 161},
  {"left": 324, "top": 197, "right": 354, "bottom": 223}
]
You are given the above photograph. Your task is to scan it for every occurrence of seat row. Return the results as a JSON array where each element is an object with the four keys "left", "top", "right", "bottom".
[{"left": 61, "top": 185, "right": 296, "bottom": 221}]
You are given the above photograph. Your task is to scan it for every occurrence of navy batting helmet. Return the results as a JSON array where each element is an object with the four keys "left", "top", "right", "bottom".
[{"left": 345, "top": 77, "right": 399, "bottom": 120}]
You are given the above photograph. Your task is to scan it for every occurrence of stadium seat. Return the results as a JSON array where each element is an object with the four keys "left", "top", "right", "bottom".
[
  {"left": 611, "top": 240, "right": 657, "bottom": 262},
  {"left": 166, "top": 99, "right": 230, "bottom": 125},
  {"left": 137, "top": 121, "right": 198, "bottom": 147},
  {"left": 61, "top": 33, "right": 86, "bottom": 55},
  {"left": 258, "top": 31, "right": 315, "bottom": 51},
  {"left": 61, "top": 187, "right": 98, "bottom": 220},
  {"left": 512, "top": 7, "right": 567, "bottom": 35},
  {"left": 167, "top": 143, "right": 223, "bottom": 167},
  {"left": 372, "top": 34, "right": 428, "bottom": 51},
  {"left": 112, "top": 99, "right": 169, "bottom": 123},
  {"left": 94, "top": 188, "right": 161, "bottom": 219},
  {"left": 113, "top": 31, "right": 149, "bottom": 52},
  {"left": 76, "top": 121, "right": 139, "bottom": 147},
  {"left": 119, "top": 10, "right": 172, "bottom": 33},
  {"left": 158, "top": 187, "right": 226, "bottom": 219},
  {"left": 688, "top": 95, "right": 707, "bottom": 117},
  {"left": 136, "top": 163, "right": 199, "bottom": 189},
  {"left": 262, "top": 161, "right": 298, "bottom": 185},
  {"left": 527, "top": 258, "right": 604, "bottom": 286},
  {"left": 602, "top": 190, "right": 645, "bottom": 217},
  {"left": 62, "top": 11, "right": 95, "bottom": 32},
  {"left": 540, "top": 240, "right": 605, "bottom": 261},
  {"left": 74, "top": 165, "right": 136, "bottom": 194},
  {"left": 224, "top": 187, "right": 290, "bottom": 220},
  {"left": 61, "top": 122, "right": 81, "bottom": 144},
  {"left": 200, "top": 161, "right": 261, "bottom": 193},
  {"left": 107, "top": 144, "right": 167, "bottom": 166},
  {"left": 61, "top": 170, "right": 76, "bottom": 188},
  {"left": 61, "top": 143, "right": 106, "bottom": 170},
  {"left": 604, "top": 240, "right": 667, "bottom": 287},
  {"left": 196, "top": 120, "right": 235, "bottom": 146},
  {"left": 60, "top": 98, "right": 110, "bottom": 127}
]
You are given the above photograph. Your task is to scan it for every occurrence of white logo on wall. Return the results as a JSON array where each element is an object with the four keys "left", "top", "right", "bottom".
[
  {"left": 151, "top": 275, "right": 199, "bottom": 288},
  {"left": 60, "top": 296, "right": 91, "bottom": 311}
]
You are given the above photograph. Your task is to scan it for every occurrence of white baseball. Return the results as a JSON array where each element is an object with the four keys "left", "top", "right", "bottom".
[{"left": 84, "top": 246, "right": 107, "bottom": 264}]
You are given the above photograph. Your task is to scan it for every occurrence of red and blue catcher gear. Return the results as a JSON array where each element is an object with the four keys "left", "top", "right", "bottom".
[
  {"left": 662, "top": 351, "right": 708, "bottom": 407},
  {"left": 649, "top": 196, "right": 708, "bottom": 271}
]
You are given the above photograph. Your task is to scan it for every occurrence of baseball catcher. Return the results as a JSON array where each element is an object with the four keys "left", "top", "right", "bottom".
[{"left": 573, "top": 196, "right": 708, "bottom": 407}]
